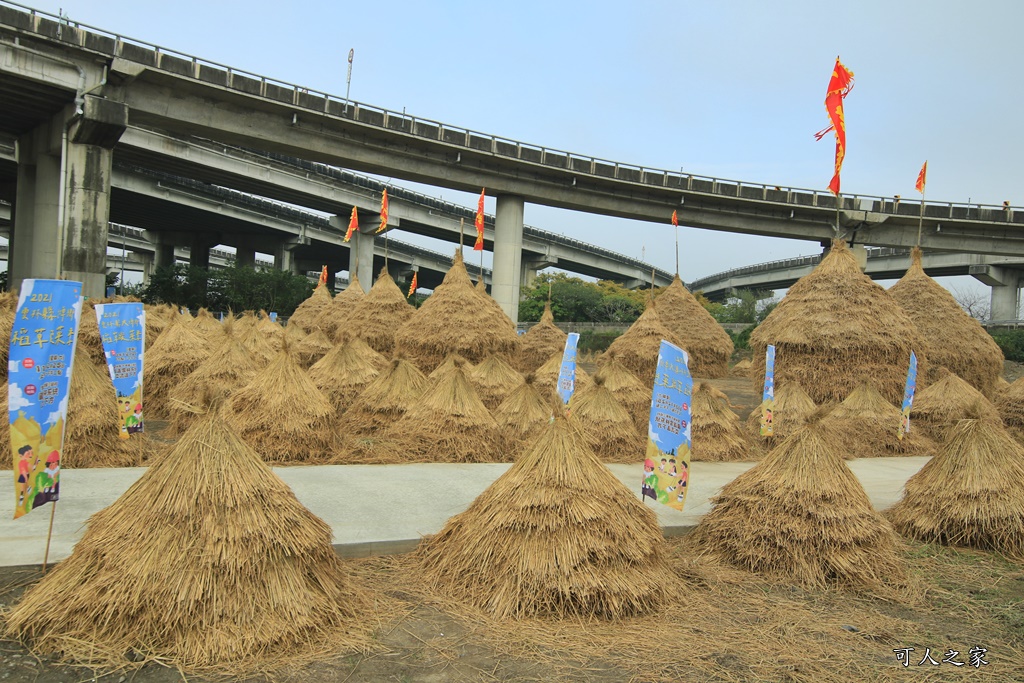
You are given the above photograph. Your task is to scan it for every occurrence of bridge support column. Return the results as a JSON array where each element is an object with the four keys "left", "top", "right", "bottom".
[
  {"left": 10, "top": 124, "right": 62, "bottom": 291},
  {"left": 350, "top": 229, "right": 375, "bottom": 293},
  {"left": 139, "top": 253, "right": 154, "bottom": 285},
  {"left": 275, "top": 240, "right": 300, "bottom": 275},
  {"left": 235, "top": 245, "right": 256, "bottom": 268},
  {"left": 189, "top": 235, "right": 216, "bottom": 270},
  {"left": 990, "top": 271, "right": 1021, "bottom": 321},
  {"left": 493, "top": 194, "right": 525, "bottom": 324}
]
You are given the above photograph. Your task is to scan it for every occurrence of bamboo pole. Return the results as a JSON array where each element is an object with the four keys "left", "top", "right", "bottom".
[{"left": 42, "top": 501, "right": 57, "bottom": 573}]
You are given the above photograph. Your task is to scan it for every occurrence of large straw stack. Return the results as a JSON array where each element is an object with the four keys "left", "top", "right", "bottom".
[
  {"left": 309, "top": 337, "right": 385, "bottom": 413},
  {"left": 384, "top": 361, "right": 506, "bottom": 463},
  {"left": 286, "top": 282, "right": 332, "bottom": 332},
  {"left": 225, "top": 343, "right": 339, "bottom": 463},
  {"left": 315, "top": 272, "right": 364, "bottom": 342},
  {"left": 393, "top": 251, "right": 519, "bottom": 373},
  {"left": 469, "top": 354, "right": 524, "bottom": 410},
  {"left": 745, "top": 381, "right": 818, "bottom": 447},
  {"left": 910, "top": 369, "right": 1000, "bottom": 443},
  {"left": 493, "top": 375, "right": 553, "bottom": 456},
  {"left": 887, "top": 418, "right": 1024, "bottom": 559},
  {"left": 654, "top": 275, "right": 733, "bottom": 378},
  {"left": 144, "top": 313, "right": 211, "bottom": 419},
  {"left": 689, "top": 423, "right": 907, "bottom": 590},
  {"left": 750, "top": 240, "right": 924, "bottom": 405},
  {"left": 342, "top": 358, "right": 429, "bottom": 436},
  {"left": 4, "top": 401, "right": 369, "bottom": 674},
  {"left": 517, "top": 302, "right": 567, "bottom": 373},
  {"left": 594, "top": 352, "right": 651, "bottom": 433},
  {"left": 691, "top": 382, "right": 760, "bottom": 462},
  {"left": 997, "top": 377, "right": 1024, "bottom": 444},
  {"left": 294, "top": 327, "right": 334, "bottom": 369},
  {"left": 822, "top": 382, "right": 935, "bottom": 458},
  {"left": 603, "top": 300, "right": 687, "bottom": 387},
  {"left": 888, "top": 247, "right": 1004, "bottom": 396},
  {"left": 418, "top": 416, "right": 667, "bottom": 619},
  {"left": 343, "top": 269, "right": 415, "bottom": 355},
  {"left": 568, "top": 377, "right": 645, "bottom": 463}
]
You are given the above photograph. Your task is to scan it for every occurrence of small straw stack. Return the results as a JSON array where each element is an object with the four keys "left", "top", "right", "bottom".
[
  {"left": 888, "top": 247, "right": 1005, "bottom": 396},
  {"left": 188, "top": 307, "right": 225, "bottom": 343},
  {"left": 144, "top": 313, "right": 211, "bottom": 419},
  {"left": 910, "top": 368, "right": 1001, "bottom": 443},
  {"left": 568, "top": 376, "right": 645, "bottom": 463},
  {"left": 418, "top": 415, "right": 668, "bottom": 619},
  {"left": 887, "top": 417, "right": 1024, "bottom": 559},
  {"left": 688, "top": 423, "right": 908, "bottom": 590},
  {"left": 225, "top": 342, "right": 339, "bottom": 464},
  {"left": 469, "top": 354, "right": 525, "bottom": 410},
  {"left": 516, "top": 301, "right": 567, "bottom": 374},
  {"left": 593, "top": 352, "right": 651, "bottom": 433},
  {"left": 746, "top": 381, "right": 818, "bottom": 448},
  {"left": 384, "top": 361, "right": 506, "bottom": 463},
  {"left": 603, "top": 300, "right": 687, "bottom": 387},
  {"left": 534, "top": 350, "right": 592, "bottom": 398},
  {"left": 309, "top": 337, "right": 384, "bottom": 413},
  {"left": 142, "top": 303, "right": 171, "bottom": 349},
  {"left": 654, "top": 274, "right": 733, "bottom": 378},
  {"left": 75, "top": 301, "right": 108, "bottom": 366},
  {"left": 286, "top": 282, "right": 332, "bottom": 332},
  {"left": 730, "top": 359, "right": 753, "bottom": 377},
  {"left": 823, "top": 382, "right": 936, "bottom": 458},
  {"left": 315, "top": 272, "right": 364, "bottom": 342},
  {"left": 691, "top": 382, "right": 760, "bottom": 462},
  {"left": 237, "top": 313, "right": 277, "bottom": 367},
  {"left": 4, "top": 398, "right": 370, "bottom": 675},
  {"left": 294, "top": 327, "right": 334, "bottom": 370},
  {"left": 996, "top": 377, "right": 1024, "bottom": 445},
  {"left": 428, "top": 353, "right": 476, "bottom": 381},
  {"left": 493, "top": 374, "right": 553, "bottom": 457},
  {"left": 342, "top": 358, "right": 429, "bottom": 437},
  {"left": 343, "top": 268, "right": 416, "bottom": 355}
]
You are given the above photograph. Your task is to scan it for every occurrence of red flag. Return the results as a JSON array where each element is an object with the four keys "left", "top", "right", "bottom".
[
  {"left": 915, "top": 161, "right": 927, "bottom": 194},
  {"left": 474, "top": 188, "right": 485, "bottom": 251},
  {"left": 671, "top": 210, "right": 678, "bottom": 227},
  {"left": 407, "top": 272, "right": 418, "bottom": 297},
  {"left": 345, "top": 206, "right": 358, "bottom": 242},
  {"left": 814, "top": 57, "right": 854, "bottom": 195},
  {"left": 376, "top": 189, "right": 389, "bottom": 234},
  {"left": 318, "top": 265, "right": 328, "bottom": 286}
]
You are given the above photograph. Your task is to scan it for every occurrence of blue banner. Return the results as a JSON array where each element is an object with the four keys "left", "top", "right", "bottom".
[
  {"left": 897, "top": 351, "right": 918, "bottom": 441},
  {"left": 94, "top": 303, "right": 146, "bottom": 438},
  {"left": 557, "top": 332, "right": 581, "bottom": 405},
  {"left": 9, "top": 279, "right": 83, "bottom": 519},
  {"left": 760, "top": 344, "right": 776, "bottom": 436},
  {"left": 642, "top": 340, "right": 693, "bottom": 511}
]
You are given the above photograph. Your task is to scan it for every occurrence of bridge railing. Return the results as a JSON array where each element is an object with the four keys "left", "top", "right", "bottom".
[{"left": 4, "top": 0, "right": 1019, "bottom": 226}]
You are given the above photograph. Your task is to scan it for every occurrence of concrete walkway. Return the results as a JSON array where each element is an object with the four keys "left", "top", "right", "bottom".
[{"left": 0, "top": 457, "right": 930, "bottom": 568}]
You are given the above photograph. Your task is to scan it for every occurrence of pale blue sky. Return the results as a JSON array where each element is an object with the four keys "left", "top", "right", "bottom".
[{"left": 30, "top": 0, "right": 1023, "bottom": 302}]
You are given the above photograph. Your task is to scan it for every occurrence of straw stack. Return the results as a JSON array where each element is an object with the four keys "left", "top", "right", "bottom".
[
  {"left": 144, "top": 313, "right": 211, "bottom": 419},
  {"left": 745, "top": 381, "right": 818, "bottom": 448},
  {"left": 689, "top": 423, "right": 908, "bottom": 590},
  {"left": 604, "top": 300, "right": 687, "bottom": 387},
  {"left": 286, "top": 282, "right": 332, "bottom": 332},
  {"left": 384, "top": 360, "right": 506, "bottom": 463},
  {"left": 469, "top": 354, "right": 525, "bottom": 410},
  {"left": 910, "top": 368, "right": 1001, "bottom": 443},
  {"left": 996, "top": 377, "right": 1024, "bottom": 444},
  {"left": 594, "top": 352, "right": 651, "bottom": 433},
  {"left": 225, "top": 342, "right": 339, "bottom": 463},
  {"left": 730, "top": 359, "right": 753, "bottom": 377},
  {"left": 568, "top": 376, "right": 645, "bottom": 463},
  {"left": 654, "top": 274, "right": 733, "bottom": 378},
  {"left": 315, "top": 272, "right": 364, "bottom": 342},
  {"left": 189, "top": 307, "right": 224, "bottom": 342},
  {"left": 887, "top": 417, "right": 1024, "bottom": 559},
  {"left": 309, "top": 337, "right": 385, "bottom": 413},
  {"left": 822, "top": 382, "right": 935, "bottom": 459},
  {"left": 889, "top": 247, "right": 1004, "bottom": 396},
  {"left": 237, "top": 313, "right": 277, "bottom": 367},
  {"left": 143, "top": 303, "right": 172, "bottom": 349},
  {"left": 342, "top": 357, "right": 429, "bottom": 436},
  {"left": 418, "top": 415, "right": 668, "bottom": 619},
  {"left": 493, "top": 374, "right": 553, "bottom": 457},
  {"left": 393, "top": 251, "right": 519, "bottom": 373},
  {"left": 4, "top": 400, "right": 370, "bottom": 674},
  {"left": 294, "top": 327, "right": 334, "bottom": 369},
  {"left": 76, "top": 301, "right": 107, "bottom": 366},
  {"left": 995, "top": 376, "right": 1011, "bottom": 397},
  {"left": 534, "top": 350, "right": 592, "bottom": 398},
  {"left": 516, "top": 301, "right": 567, "bottom": 374},
  {"left": 428, "top": 353, "right": 476, "bottom": 381},
  {"left": 750, "top": 240, "right": 924, "bottom": 405},
  {"left": 343, "top": 268, "right": 415, "bottom": 355},
  {"left": 691, "top": 382, "right": 760, "bottom": 462}
]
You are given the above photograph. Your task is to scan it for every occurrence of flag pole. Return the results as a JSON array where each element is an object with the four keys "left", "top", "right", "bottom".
[
  {"left": 479, "top": 248, "right": 484, "bottom": 288},
  {"left": 674, "top": 225, "right": 679, "bottom": 276},
  {"left": 42, "top": 501, "right": 57, "bottom": 574},
  {"left": 459, "top": 217, "right": 465, "bottom": 249},
  {"left": 916, "top": 189, "right": 926, "bottom": 247}
]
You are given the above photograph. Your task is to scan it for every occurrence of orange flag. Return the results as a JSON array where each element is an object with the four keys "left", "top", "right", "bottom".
[
  {"left": 671, "top": 209, "right": 678, "bottom": 227},
  {"left": 376, "top": 189, "right": 389, "bottom": 234},
  {"left": 318, "top": 265, "right": 328, "bottom": 286},
  {"left": 345, "top": 206, "right": 358, "bottom": 241},
  {"left": 474, "top": 188, "right": 485, "bottom": 251},
  {"left": 915, "top": 161, "right": 927, "bottom": 194},
  {"left": 407, "top": 272, "right": 418, "bottom": 297},
  {"left": 814, "top": 57, "right": 855, "bottom": 195}
]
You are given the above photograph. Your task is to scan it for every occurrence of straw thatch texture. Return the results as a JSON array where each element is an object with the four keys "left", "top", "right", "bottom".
[
  {"left": 309, "top": 337, "right": 383, "bottom": 413},
  {"left": 822, "top": 382, "right": 935, "bottom": 459},
  {"left": 593, "top": 353, "right": 651, "bottom": 433},
  {"left": 889, "top": 247, "right": 1004, "bottom": 396},
  {"left": 342, "top": 358, "right": 429, "bottom": 437},
  {"left": 493, "top": 375, "right": 553, "bottom": 456},
  {"left": 393, "top": 251, "right": 519, "bottom": 373},
  {"left": 887, "top": 418, "right": 1024, "bottom": 559},
  {"left": 469, "top": 354, "right": 525, "bottom": 410},
  {"left": 143, "top": 303, "right": 171, "bottom": 349},
  {"left": 534, "top": 350, "right": 592, "bottom": 399},
  {"left": 4, "top": 403, "right": 369, "bottom": 674},
  {"left": 428, "top": 353, "right": 476, "bottom": 381},
  {"left": 294, "top": 327, "right": 334, "bottom": 369},
  {"left": 910, "top": 369, "right": 1000, "bottom": 443},
  {"left": 344, "top": 269, "right": 415, "bottom": 355},
  {"left": 654, "top": 275, "right": 733, "bottom": 378},
  {"left": 730, "top": 359, "right": 753, "bottom": 377},
  {"left": 316, "top": 272, "right": 364, "bottom": 342},
  {"left": 517, "top": 302, "right": 567, "bottom": 373},
  {"left": 568, "top": 377, "right": 645, "bottom": 463},
  {"left": 237, "top": 313, "right": 277, "bottom": 367},
  {"left": 750, "top": 240, "right": 925, "bottom": 405},
  {"left": 688, "top": 425, "right": 908, "bottom": 590},
  {"left": 144, "top": 314, "right": 211, "bottom": 419},
  {"left": 997, "top": 376, "right": 1024, "bottom": 429},
  {"left": 189, "top": 307, "right": 225, "bottom": 342},
  {"left": 603, "top": 300, "right": 687, "bottom": 387},
  {"left": 745, "top": 381, "right": 818, "bottom": 447},
  {"left": 225, "top": 344, "right": 339, "bottom": 463},
  {"left": 418, "top": 416, "right": 668, "bottom": 619},
  {"left": 76, "top": 302, "right": 107, "bottom": 366},
  {"left": 691, "top": 382, "right": 761, "bottom": 462},
  {"left": 287, "top": 283, "right": 332, "bottom": 332},
  {"left": 384, "top": 362, "right": 506, "bottom": 463}
]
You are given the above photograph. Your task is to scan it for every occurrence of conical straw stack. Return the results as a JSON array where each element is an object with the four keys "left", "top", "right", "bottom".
[
  {"left": 316, "top": 272, "right": 364, "bottom": 342},
  {"left": 309, "top": 337, "right": 384, "bottom": 413},
  {"left": 594, "top": 352, "right": 651, "bottom": 434},
  {"left": 691, "top": 382, "right": 760, "bottom": 462},
  {"left": 144, "top": 313, "right": 211, "bottom": 419},
  {"left": 294, "top": 326, "right": 334, "bottom": 369},
  {"left": 822, "top": 382, "right": 936, "bottom": 458},
  {"left": 344, "top": 268, "right": 415, "bottom": 354},
  {"left": 469, "top": 353, "right": 525, "bottom": 410},
  {"left": 493, "top": 374, "right": 553, "bottom": 457},
  {"left": 745, "top": 381, "right": 818, "bottom": 448},
  {"left": 516, "top": 301, "right": 567, "bottom": 374},
  {"left": 342, "top": 357, "right": 429, "bottom": 437},
  {"left": 604, "top": 300, "right": 687, "bottom": 386},
  {"left": 654, "top": 274, "right": 733, "bottom": 378},
  {"left": 568, "top": 376, "right": 645, "bottom": 463},
  {"left": 910, "top": 368, "right": 1000, "bottom": 443},
  {"left": 287, "top": 282, "right": 332, "bottom": 332}
]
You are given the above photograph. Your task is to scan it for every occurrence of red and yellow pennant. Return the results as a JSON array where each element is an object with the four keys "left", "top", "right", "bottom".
[
  {"left": 376, "top": 189, "right": 389, "bottom": 234},
  {"left": 407, "top": 271, "right": 418, "bottom": 297},
  {"left": 345, "top": 206, "right": 358, "bottom": 242},
  {"left": 671, "top": 209, "right": 678, "bottom": 227},
  {"left": 318, "top": 265, "right": 328, "bottom": 286},
  {"left": 474, "top": 188, "right": 485, "bottom": 251},
  {"left": 915, "top": 161, "right": 927, "bottom": 194},
  {"left": 814, "top": 57, "right": 854, "bottom": 195}
]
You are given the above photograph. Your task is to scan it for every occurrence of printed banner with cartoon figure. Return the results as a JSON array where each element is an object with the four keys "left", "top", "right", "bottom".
[
  {"left": 642, "top": 340, "right": 692, "bottom": 511},
  {"left": 94, "top": 303, "right": 145, "bottom": 438},
  {"left": 897, "top": 351, "right": 917, "bottom": 441},
  {"left": 9, "top": 279, "right": 83, "bottom": 519},
  {"left": 557, "top": 332, "right": 581, "bottom": 405},
  {"left": 760, "top": 344, "right": 776, "bottom": 436}
]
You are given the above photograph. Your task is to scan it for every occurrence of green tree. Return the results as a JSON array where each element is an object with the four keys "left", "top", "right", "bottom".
[
  {"left": 710, "top": 289, "right": 778, "bottom": 324},
  {"left": 140, "top": 265, "right": 313, "bottom": 315},
  {"left": 519, "top": 273, "right": 641, "bottom": 323}
]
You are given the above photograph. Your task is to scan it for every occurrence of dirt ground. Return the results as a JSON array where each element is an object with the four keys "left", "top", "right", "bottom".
[{"left": 1, "top": 362, "right": 1022, "bottom": 682}]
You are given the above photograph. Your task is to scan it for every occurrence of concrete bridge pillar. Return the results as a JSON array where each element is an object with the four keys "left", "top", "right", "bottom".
[
  {"left": 235, "top": 245, "right": 256, "bottom": 268},
  {"left": 189, "top": 234, "right": 217, "bottom": 270},
  {"left": 493, "top": 194, "right": 525, "bottom": 323},
  {"left": 990, "top": 271, "right": 1021, "bottom": 321},
  {"left": 10, "top": 124, "right": 62, "bottom": 291},
  {"left": 151, "top": 234, "right": 176, "bottom": 271},
  {"left": 329, "top": 214, "right": 374, "bottom": 293},
  {"left": 139, "top": 253, "right": 154, "bottom": 285}
]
